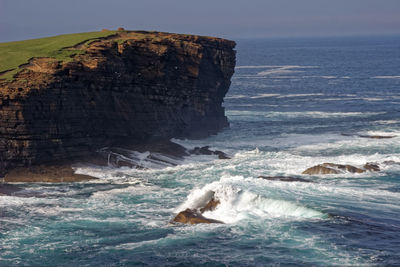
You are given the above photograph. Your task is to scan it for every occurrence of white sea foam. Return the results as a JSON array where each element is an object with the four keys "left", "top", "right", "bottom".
[
  {"left": 318, "top": 97, "right": 362, "bottom": 101},
  {"left": 224, "top": 94, "right": 249, "bottom": 99},
  {"left": 234, "top": 65, "right": 319, "bottom": 78},
  {"left": 302, "top": 75, "right": 337, "bottom": 79},
  {"left": 372, "top": 76, "right": 400, "bottom": 79},
  {"left": 249, "top": 93, "right": 281, "bottom": 99},
  {"left": 175, "top": 176, "right": 325, "bottom": 224},
  {"left": 374, "top": 120, "right": 400, "bottom": 125},
  {"left": 90, "top": 186, "right": 146, "bottom": 198},
  {"left": 362, "top": 97, "right": 385, "bottom": 101},
  {"left": 0, "top": 195, "right": 56, "bottom": 208},
  {"left": 235, "top": 65, "right": 318, "bottom": 69},
  {"left": 225, "top": 93, "right": 326, "bottom": 100},
  {"left": 254, "top": 177, "right": 400, "bottom": 210},
  {"left": 277, "top": 93, "right": 325, "bottom": 98},
  {"left": 257, "top": 68, "right": 304, "bottom": 76},
  {"left": 226, "top": 110, "right": 384, "bottom": 119}
]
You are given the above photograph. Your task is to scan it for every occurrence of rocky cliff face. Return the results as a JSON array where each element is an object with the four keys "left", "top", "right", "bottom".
[{"left": 0, "top": 31, "right": 236, "bottom": 176}]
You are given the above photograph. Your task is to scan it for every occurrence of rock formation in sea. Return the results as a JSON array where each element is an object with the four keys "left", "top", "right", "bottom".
[
  {"left": 302, "top": 162, "right": 380, "bottom": 175},
  {"left": 172, "top": 196, "right": 222, "bottom": 224},
  {"left": 0, "top": 31, "right": 236, "bottom": 178}
]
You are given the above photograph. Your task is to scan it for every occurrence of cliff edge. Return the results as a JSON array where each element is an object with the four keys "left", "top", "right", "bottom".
[{"left": 0, "top": 30, "right": 236, "bottom": 176}]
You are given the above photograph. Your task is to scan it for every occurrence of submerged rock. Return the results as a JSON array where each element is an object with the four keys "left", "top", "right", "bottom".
[
  {"left": 189, "top": 146, "right": 231, "bottom": 159},
  {"left": 302, "top": 162, "right": 380, "bottom": 175},
  {"left": 258, "top": 176, "right": 314, "bottom": 183},
  {"left": 382, "top": 160, "right": 400, "bottom": 166},
  {"left": 172, "top": 209, "right": 223, "bottom": 224}
]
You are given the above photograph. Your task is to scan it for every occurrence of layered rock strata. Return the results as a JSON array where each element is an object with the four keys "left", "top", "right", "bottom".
[{"left": 0, "top": 31, "right": 236, "bottom": 177}]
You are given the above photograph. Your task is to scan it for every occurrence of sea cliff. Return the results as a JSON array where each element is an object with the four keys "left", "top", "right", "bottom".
[{"left": 0, "top": 31, "right": 236, "bottom": 177}]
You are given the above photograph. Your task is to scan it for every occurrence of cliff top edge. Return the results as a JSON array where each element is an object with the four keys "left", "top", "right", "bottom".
[{"left": 0, "top": 29, "right": 236, "bottom": 81}]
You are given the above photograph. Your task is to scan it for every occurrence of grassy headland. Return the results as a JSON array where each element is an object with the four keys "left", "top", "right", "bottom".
[{"left": 0, "top": 31, "right": 117, "bottom": 80}]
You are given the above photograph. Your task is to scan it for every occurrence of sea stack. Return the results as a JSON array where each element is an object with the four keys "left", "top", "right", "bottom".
[{"left": 0, "top": 31, "right": 236, "bottom": 177}]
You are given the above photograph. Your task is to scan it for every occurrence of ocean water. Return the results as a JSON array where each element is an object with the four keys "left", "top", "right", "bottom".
[{"left": 2, "top": 36, "right": 400, "bottom": 266}]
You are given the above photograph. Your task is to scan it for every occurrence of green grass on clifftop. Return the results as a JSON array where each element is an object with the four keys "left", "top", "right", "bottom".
[{"left": 0, "top": 31, "right": 117, "bottom": 80}]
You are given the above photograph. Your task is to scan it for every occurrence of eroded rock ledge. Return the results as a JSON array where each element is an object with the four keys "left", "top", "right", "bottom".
[{"left": 0, "top": 31, "right": 236, "bottom": 177}]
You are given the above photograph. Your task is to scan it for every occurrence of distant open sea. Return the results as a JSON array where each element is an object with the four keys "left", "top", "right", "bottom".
[{"left": 1, "top": 35, "right": 400, "bottom": 266}]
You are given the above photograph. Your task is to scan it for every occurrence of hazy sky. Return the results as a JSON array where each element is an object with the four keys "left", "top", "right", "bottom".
[{"left": 1, "top": 0, "right": 400, "bottom": 42}]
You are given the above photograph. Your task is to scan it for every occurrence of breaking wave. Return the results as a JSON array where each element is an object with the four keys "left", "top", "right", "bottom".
[{"left": 176, "top": 176, "right": 326, "bottom": 224}]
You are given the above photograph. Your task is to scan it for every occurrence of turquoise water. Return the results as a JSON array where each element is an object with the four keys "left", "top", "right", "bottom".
[{"left": 2, "top": 36, "right": 400, "bottom": 266}]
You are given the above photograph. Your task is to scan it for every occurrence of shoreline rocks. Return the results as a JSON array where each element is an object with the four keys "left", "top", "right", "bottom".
[
  {"left": 3, "top": 164, "right": 97, "bottom": 183},
  {"left": 0, "top": 140, "right": 233, "bottom": 183}
]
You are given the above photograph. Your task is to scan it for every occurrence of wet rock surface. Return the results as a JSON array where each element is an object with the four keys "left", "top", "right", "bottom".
[
  {"left": 172, "top": 209, "right": 223, "bottom": 224},
  {"left": 189, "top": 146, "right": 230, "bottom": 159},
  {"left": 172, "top": 194, "right": 222, "bottom": 224},
  {"left": 363, "top": 163, "right": 380, "bottom": 172},
  {"left": 302, "top": 162, "right": 381, "bottom": 175},
  {"left": 96, "top": 140, "right": 189, "bottom": 169},
  {"left": 3, "top": 164, "right": 97, "bottom": 183}
]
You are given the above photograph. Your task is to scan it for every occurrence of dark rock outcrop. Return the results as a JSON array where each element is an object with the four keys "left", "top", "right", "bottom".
[
  {"left": 0, "top": 31, "right": 236, "bottom": 177},
  {"left": 302, "top": 162, "right": 380, "bottom": 175},
  {"left": 258, "top": 175, "right": 314, "bottom": 183},
  {"left": 189, "top": 146, "right": 230, "bottom": 159},
  {"left": 363, "top": 163, "right": 380, "bottom": 172}
]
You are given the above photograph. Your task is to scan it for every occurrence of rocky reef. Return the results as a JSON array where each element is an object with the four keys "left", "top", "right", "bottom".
[
  {"left": 0, "top": 31, "right": 236, "bottom": 177},
  {"left": 302, "top": 162, "right": 380, "bottom": 175}
]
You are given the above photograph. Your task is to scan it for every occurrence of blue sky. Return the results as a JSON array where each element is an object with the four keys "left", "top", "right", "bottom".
[{"left": 1, "top": 0, "right": 400, "bottom": 42}]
